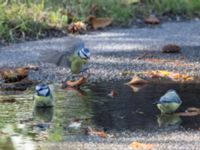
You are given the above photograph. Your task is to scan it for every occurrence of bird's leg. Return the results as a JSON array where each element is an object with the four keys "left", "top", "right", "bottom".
[
  {"left": 80, "top": 67, "right": 90, "bottom": 78},
  {"left": 61, "top": 72, "right": 74, "bottom": 88}
]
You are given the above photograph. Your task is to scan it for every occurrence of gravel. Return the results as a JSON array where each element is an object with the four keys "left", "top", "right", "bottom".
[
  {"left": 0, "top": 20, "right": 200, "bottom": 83},
  {"left": 1, "top": 20, "right": 200, "bottom": 150},
  {"left": 43, "top": 130, "right": 200, "bottom": 150}
]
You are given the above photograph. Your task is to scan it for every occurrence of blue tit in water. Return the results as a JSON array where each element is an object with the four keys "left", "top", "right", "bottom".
[
  {"left": 69, "top": 47, "right": 91, "bottom": 74},
  {"left": 156, "top": 89, "right": 182, "bottom": 114},
  {"left": 34, "top": 84, "right": 54, "bottom": 107}
]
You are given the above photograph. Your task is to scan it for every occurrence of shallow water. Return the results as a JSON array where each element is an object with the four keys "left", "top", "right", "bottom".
[
  {"left": 1, "top": 81, "right": 200, "bottom": 148},
  {"left": 88, "top": 81, "right": 200, "bottom": 131}
]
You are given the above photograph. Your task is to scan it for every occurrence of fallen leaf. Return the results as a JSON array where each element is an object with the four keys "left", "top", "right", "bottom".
[
  {"left": 66, "top": 76, "right": 87, "bottom": 87},
  {"left": 162, "top": 44, "right": 181, "bottom": 53},
  {"left": 108, "top": 90, "right": 118, "bottom": 98},
  {"left": 0, "top": 66, "right": 38, "bottom": 83},
  {"left": 87, "top": 127, "right": 107, "bottom": 138},
  {"left": 67, "top": 21, "right": 87, "bottom": 34},
  {"left": 146, "top": 70, "right": 194, "bottom": 82},
  {"left": 88, "top": 16, "right": 112, "bottom": 30},
  {"left": 130, "top": 141, "right": 155, "bottom": 150},
  {"left": 126, "top": 76, "right": 148, "bottom": 85},
  {"left": 144, "top": 15, "right": 160, "bottom": 24},
  {"left": 176, "top": 107, "right": 200, "bottom": 117}
]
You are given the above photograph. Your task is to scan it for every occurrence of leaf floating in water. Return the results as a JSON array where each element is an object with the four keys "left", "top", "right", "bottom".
[
  {"left": 126, "top": 76, "right": 148, "bottom": 85},
  {"left": 130, "top": 141, "right": 155, "bottom": 150},
  {"left": 108, "top": 90, "right": 118, "bottom": 98},
  {"left": 88, "top": 16, "right": 112, "bottom": 30}
]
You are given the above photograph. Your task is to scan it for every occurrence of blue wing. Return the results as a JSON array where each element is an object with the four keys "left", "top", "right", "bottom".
[{"left": 158, "top": 89, "right": 182, "bottom": 104}]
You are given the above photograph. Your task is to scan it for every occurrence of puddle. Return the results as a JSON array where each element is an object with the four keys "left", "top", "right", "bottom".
[
  {"left": 88, "top": 81, "right": 200, "bottom": 131},
  {"left": 1, "top": 81, "right": 200, "bottom": 148}
]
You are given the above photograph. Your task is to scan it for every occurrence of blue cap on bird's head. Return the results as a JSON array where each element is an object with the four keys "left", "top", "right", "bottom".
[
  {"left": 78, "top": 48, "right": 90, "bottom": 59},
  {"left": 35, "top": 84, "right": 50, "bottom": 96}
]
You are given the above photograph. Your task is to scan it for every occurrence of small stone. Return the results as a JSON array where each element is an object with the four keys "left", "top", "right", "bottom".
[
  {"left": 144, "top": 15, "right": 160, "bottom": 25},
  {"left": 162, "top": 44, "right": 181, "bottom": 53}
]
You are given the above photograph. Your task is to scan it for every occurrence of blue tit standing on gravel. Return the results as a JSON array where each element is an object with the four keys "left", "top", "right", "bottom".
[
  {"left": 34, "top": 84, "right": 54, "bottom": 107},
  {"left": 156, "top": 89, "right": 182, "bottom": 114},
  {"left": 69, "top": 47, "right": 91, "bottom": 76}
]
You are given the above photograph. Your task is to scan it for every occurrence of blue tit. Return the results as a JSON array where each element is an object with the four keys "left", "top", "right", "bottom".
[
  {"left": 34, "top": 84, "right": 54, "bottom": 107},
  {"left": 69, "top": 47, "right": 91, "bottom": 74},
  {"left": 156, "top": 89, "right": 182, "bottom": 114}
]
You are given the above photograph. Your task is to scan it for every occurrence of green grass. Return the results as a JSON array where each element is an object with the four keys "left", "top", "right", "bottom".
[
  {"left": 137, "top": 0, "right": 200, "bottom": 17},
  {"left": 0, "top": 0, "right": 200, "bottom": 43},
  {"left": 0, "top": 1, "right": 68, "bottom": 42}
]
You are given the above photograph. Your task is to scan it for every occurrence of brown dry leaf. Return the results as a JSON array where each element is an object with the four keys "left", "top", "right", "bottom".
[
  {"left": 0, "top": 66, "right": 38, "bottom": 83},
  {"left": 162, "top": 44, "right": 181, "bottom": 53},
  {"left": 87, "top": 127, "right": 107, "bottom": 138},
  {"left": 66, "top": 76, "right": 87, "bottom": 87},
  {"left": 130, "top": 141, "right": 155, "bottom": 150},
  {"left": 127, "top": 76, "right": 148, "bottom": 85},
  {"left": 88, "top": 16, "right": 112, "bottom": 30},
  {"left": 144, "top": 15, "right": 160, "bottom": 24},
  {"left": 67, "top": 21, "right": 87, "bottom": 34}
]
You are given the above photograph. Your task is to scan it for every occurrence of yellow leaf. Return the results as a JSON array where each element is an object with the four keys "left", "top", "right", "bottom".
[
  {"left": 130, "top": 141, "right": 155, "bottom": 150},
  {"left": 146, "top": 70, "right": 194, "bottom": 82},
  {"left": 158, "top": 70, "right": 171, "bottom": 76}
]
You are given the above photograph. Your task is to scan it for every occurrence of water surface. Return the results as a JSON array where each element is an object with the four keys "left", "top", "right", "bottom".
[{"left": 1, "top": 81, "right": 200, "bottom": 149}]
